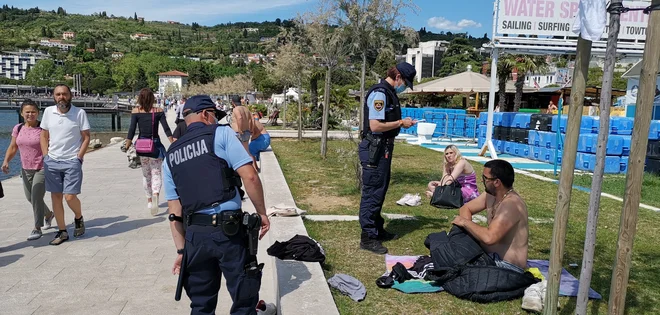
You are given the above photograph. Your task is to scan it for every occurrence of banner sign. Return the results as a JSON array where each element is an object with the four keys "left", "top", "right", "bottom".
[
  {"left": 496, "top": 0, "right": 651, "bottom": 40},
  {"left": 626, "top": 77, "right": 660, "bottom": 105}
]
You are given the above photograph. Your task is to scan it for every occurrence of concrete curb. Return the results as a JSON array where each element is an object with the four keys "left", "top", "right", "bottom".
[{"left": 261, "top": 150, "right": 340, "bottom": 315}]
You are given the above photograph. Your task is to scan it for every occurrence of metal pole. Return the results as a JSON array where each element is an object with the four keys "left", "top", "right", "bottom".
[
  {"left": 553, "top": 92, "right": 564, "bottom": 176},
  {"left": 480, "top": 47, "right": 499, "bottom": 159},
  {"left": 544, "top": 36, "right": 592, "bottom": 315},
  {"left": 609, "top": 1, "right": 660, "bottom": 313},
  {"left": 576, "top": 1, "right": 622, "bottom": 314}
]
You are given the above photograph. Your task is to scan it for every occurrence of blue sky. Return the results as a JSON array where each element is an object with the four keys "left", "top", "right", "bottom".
[{"left": 4, "top": 0, "right": 493, "bottom": 37}]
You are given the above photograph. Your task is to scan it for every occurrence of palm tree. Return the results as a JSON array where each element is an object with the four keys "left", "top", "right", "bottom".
[
  {"left": 497, "top": 54, "right": 517, "bottom": 112},
  {"left": 512, "top": 55, "right": 546, "bottom": 112}
]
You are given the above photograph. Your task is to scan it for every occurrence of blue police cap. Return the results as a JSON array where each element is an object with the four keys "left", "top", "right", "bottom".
[
  {"left": 396, "top": 62, "right": 416, "bottom": 90},
  {"left": 183, "top": 95, "right": 216, "bottom": 115}
]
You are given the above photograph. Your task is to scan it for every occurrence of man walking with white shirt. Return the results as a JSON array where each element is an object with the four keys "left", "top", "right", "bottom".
[{"left": 40, "top": 84, "right": 91, "bottom": 245}]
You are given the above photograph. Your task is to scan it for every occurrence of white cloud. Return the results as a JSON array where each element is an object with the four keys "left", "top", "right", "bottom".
[
  {"left": 11, "top": 0, "right": 309, "bottom": 24},
  {"left": 427, "top": 16, "right": 482, "bottom": 31}
]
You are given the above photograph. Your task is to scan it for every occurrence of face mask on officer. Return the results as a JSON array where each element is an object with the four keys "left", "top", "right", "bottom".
[
  {"left": 202, "top": 109, "right": 218, "bottom": 125},
  {"left": 394, "top": 75, "right": 407, "bottom": 94}
]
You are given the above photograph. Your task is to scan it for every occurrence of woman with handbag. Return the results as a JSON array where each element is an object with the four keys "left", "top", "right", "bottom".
[
  {"left": 2, "top": 100, "right": 54, "bottom": 240},
  {"left": 426, "top": 145, "right": 480, "bottom": 204},
  {"left": 124, "top": 88, "right": 174, "bottom": 215}
]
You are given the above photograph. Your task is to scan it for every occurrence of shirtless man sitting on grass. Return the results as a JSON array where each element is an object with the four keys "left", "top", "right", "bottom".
[{"left": 451, "top": 159, "right": 529, "bottom": 272}]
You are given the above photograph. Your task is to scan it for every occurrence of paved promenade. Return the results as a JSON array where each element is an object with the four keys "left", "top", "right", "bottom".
[{"left": 0, "top": 111, "right": 277, "bottom": 314}]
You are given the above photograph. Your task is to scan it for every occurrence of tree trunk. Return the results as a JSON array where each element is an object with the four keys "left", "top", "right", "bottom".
[
  {"left": 498, "top": 75, "right": 507, "bottom": 111},
  {"left": 543, "top": 37, "right": 592, "bottom": 315},
  {"left": 282, "top": 86, "right": 287, "bottom": 129},
  {"left": 321, "top": 66, "right": 332, "bottom": 158},
  {"left": 513, "top": 75, "right": 524, "bottom": 112},
  {"left": 297, "top": 81, "right": 303, "bottom": 141},
  {"left": 359, "top": 52, "right": 366, "bottom": 133},
  {"left": 609, "top": 1, "right": 660, "bottom": 313},
  {"left": 576, "top": 2, "right": 621, "bottom": 314},
  {"left": 310, "top": 76, "right": 318, "bottom": 109}
]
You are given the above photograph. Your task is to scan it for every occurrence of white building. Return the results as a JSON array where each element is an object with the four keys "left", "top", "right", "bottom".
[
  {"left": 130, "top": 33, "right": 153, "bottom": 40},
  {"left": 0, "top": 51, "right": 50, "bottom": 80},
  {"left": 270, "top": 88, "right": 300, "bottom": 105},
  {"left": 62, "top": 32, "right": 75, "bottom": 40},
  {"left": 158, "top": 70, "right": 188, "bottom": 97},
  {"left": 405, "top": 40, "right": 450, "bottom": 82},
  {"left": 39, "top": 39, "right": 76, "bottom": 50},
  {"left": 111, "top": 52, "right": 124, "bottom": 60}
]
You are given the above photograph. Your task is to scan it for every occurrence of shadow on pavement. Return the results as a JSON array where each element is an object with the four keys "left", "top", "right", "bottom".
[
  {"left": 0, "top": 254, "right": 24, "bottom": 268},
  {"left": 277, "top": 260, "right": 313, "bottom": 297},
  {"left": 0, "top": 215, "right": 164, "bottom": 256}
]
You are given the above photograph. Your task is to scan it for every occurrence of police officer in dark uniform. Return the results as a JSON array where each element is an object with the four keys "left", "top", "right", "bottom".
[
  {"left": 163, "top": 95, "right": 270, "bottom": 314},
  {"left": 359, "top": 62, "right": 417, "bottom": 254}
]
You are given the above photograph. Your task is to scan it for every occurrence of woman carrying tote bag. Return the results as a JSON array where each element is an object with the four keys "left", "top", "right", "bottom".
[
  {"left": 426, "top": 145, "right": 480, "bottom": 208},
  {"left": 124, "top": 88, "right": 173, "bottom": 215}
]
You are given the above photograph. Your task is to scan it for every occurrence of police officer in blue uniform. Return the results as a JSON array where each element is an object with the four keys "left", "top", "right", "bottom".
[
  {"left": 163, "top": 95, "right": 270, "bottom": 315},
  {"left": 359, "top": 63, "right": 416, "bottom": 254}
]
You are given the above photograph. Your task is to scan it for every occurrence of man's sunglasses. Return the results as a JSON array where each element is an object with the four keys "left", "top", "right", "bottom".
[{"left": 482, "top": 175, "right": 498, "bottom": 182}]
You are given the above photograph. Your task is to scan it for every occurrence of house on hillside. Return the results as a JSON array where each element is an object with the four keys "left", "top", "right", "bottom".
[
  {"left": 111, "top": 52, "right": 124, "bottom": 60},
  {"left": 39, "top": 39, "right": 76, "bottom": 51},
  {"left": 244, "top": 28, "right": 259, "bottom": 33},
  {"left": 137, "top": 17, "right": 145, "bottom": 22},
  {"left": 247, "top": 54, "right": 264, "bottom": 64},
  {"left": 130, "top": 33, "right": 153, "bottom": 40},
  {"left": 62, "top": 32, "right": 75, "bottom": 40},
  {"left": 158, "top": 70, "right": 189, "bottom": 97},
  {"left": 86, "top": 48, "right": 96, "bottom": 53}
]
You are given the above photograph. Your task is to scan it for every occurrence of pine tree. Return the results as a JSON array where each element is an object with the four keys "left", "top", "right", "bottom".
[
  {"left": 134, "top": 12, "right": 137, "bottom": 20},
  {"left": 41, "top": 26, "right": 46, "bottom": 37}
]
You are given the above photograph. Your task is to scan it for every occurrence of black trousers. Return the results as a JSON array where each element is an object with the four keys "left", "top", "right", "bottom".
[
  {"left": 358, "top": 139, "right": 394, "bottom": 239},
  {"left": 183, "top": 225, "right": 261, "bottom": 315}
]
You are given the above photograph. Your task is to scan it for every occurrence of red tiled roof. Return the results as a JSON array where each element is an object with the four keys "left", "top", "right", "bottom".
[{"left": 158, "top": 70, "right": 189, "bottom": 77}]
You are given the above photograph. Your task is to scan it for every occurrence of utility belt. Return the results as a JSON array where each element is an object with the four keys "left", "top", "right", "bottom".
[
  {"left": 361, "top": 132, "right": 394, "bottom": 167},
  {"left": 187, "top": 208, "right": 261, "bottom": 256}
]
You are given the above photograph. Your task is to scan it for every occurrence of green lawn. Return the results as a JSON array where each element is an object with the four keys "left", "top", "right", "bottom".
[
  {"left": 271, "top": 139, "right": 660, "bottom": 315},
  {"left": 532, "top": 171, "right": 660, "bottom": 208}
]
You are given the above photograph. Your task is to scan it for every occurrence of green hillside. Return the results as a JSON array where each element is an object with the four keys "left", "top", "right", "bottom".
[{"left": 0, "top": 5, "right": 284, "bottom": 57}]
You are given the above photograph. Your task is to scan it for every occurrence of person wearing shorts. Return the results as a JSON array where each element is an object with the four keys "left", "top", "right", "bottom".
[
  {"left": 41, "top": 84, "right": 91, "bottom": 245},
  {"left": 249, "top": 116, "right": 270, "bottom": 163}
]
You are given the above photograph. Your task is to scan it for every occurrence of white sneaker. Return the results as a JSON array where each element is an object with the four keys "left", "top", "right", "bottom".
[
  {"left": 396, "top": 194, "right": 413, "bottom": 206},
  {"left": 27, "top": 229, "right": 42, "bottom": 241},
  {"left": 256, "top": 300, "right": 276, "bottom": 315},
  {"left": 151, "top": 195, "right": 159, "bottom": 216},
  {"left": 44, "top": 212, "right": 54, "bottom": 230},
  {"left": 522, "top": 280, "right": 546, "bottom": 313},
  {"left": 405, "top": 194, "right": 422, "bottom": 206}
]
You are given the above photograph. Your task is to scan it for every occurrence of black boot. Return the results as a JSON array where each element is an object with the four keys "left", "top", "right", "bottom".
[{"left": 360, "top": 232, "right": 388, "bottom": 254}]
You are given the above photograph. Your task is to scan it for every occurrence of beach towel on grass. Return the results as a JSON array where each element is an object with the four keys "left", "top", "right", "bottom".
[{"left": 384, "top": 255, "right": 602, "bottom": 299}]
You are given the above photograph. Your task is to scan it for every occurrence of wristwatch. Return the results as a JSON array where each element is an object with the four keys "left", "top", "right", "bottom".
[{"left": 177, "top": 248, "right": 184, "bottom": 255}]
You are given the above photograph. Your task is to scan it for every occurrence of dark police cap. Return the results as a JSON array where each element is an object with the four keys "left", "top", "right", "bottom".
[
  {"left": 231, "top": 95, "right": 242, "bottom": 105},
  {"left": 183, "top": 95, "right": 216, "bottom": 115},
  {"left": 396, "top": 62, "right": 416, "bottom": 90}
]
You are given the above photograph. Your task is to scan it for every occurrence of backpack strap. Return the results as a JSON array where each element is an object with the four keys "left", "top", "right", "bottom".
[{"left": 16, "top": 121, "right": 41, "bottom": 136}]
